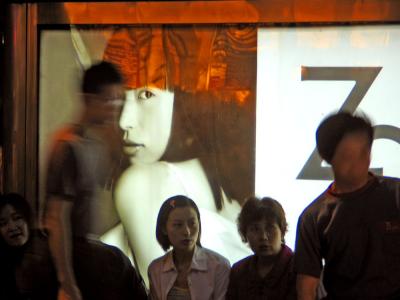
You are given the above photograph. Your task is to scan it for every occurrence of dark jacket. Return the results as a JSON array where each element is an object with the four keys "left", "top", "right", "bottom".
[{"left": 226, "top": 244, "right": 296, "bottom": 300}]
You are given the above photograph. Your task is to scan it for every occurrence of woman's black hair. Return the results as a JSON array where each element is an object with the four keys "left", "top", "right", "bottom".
[
  {"left": 238, "top": 196, "right": 288, "bottom": 243},
  {"left": 155, "top": 195, "right": 202, "bottom": 251},
  {"left": 160, "top": 90, "right": 224, "bottom": 210},
  {"left": 160, "top": 88, "right": 256, "bottom": 210}
]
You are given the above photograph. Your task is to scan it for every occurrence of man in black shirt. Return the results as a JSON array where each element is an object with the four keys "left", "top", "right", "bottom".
[
  {"left": 44, "top": 61, "right": 147, "bottom": 300},
  {"left": 295, "top": 112, "right": 400, "bottom": 300}
]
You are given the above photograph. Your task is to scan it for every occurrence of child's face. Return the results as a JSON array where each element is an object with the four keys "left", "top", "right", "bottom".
[
  {"left": 246, "top": 218, "right": 282, "bottom": 257},
  {"left": 165, "top": 206, "right": 199, "bottom": 253},
  {"left": 0, "top": 204, "right": 29, "bottom": 247}
]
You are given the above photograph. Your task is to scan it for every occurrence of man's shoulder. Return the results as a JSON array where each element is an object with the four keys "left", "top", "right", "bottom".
[
  {"left": 51, "top": 125, "right": 81, "bottom": 143},
  {"left": 377, "top": 175, "right": 400, "bottom": 188},
  {"left": 300, "top": 188, "right": 331, "bottom": 220},
  {"left": 376, "top": 175, "right": 400, "bottom": 208},
  {"left": 48, "top": 125, "right": 82, "bottom": 155}
]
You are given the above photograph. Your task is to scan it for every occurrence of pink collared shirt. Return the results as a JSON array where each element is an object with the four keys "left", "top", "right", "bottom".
[{"left": 148, "top": 246, "right": 231, "bottom": 300}]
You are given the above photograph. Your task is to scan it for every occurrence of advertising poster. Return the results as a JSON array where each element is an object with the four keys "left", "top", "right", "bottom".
[{"left": 39, "top": 25, "right": 257, "bottom": 278}]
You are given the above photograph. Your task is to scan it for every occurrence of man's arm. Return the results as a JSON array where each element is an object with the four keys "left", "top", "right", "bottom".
[
  {"left": 45, "top": 197, "right": 82, "bottom": 300},
  {"left": 297, "top": 274, "right": 320, "bottom": 300}
]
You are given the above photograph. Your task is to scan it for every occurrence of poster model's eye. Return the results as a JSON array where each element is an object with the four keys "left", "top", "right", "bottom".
[{"left": 138, "top": 89, "right": 155, "bottom": 101}]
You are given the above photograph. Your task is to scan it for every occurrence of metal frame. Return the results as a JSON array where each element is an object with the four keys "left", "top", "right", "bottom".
[
  {"left": 36, "top": 1, "right": 400, "bottom": 25},
  {"left": 3, "top": 4, "right": 27, "bottom": 195}
]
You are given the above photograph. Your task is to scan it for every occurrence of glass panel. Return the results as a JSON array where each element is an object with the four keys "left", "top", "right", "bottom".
[{"left": 39, "top": 23, "right": 400, "bottom": 283}]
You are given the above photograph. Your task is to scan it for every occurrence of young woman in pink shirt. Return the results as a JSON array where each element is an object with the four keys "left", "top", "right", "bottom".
[{"left": 148, "top": 195, "right": 230, "bottom": 300}]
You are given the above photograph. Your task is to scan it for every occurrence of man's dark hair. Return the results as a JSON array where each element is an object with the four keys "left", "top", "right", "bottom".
[
  {"left": 238, "top": 196, "right": 288, "bottom": 243},
  {"left": 82, "top": 61, "right": 123, "bottom": 95},
  {"left": 156, "top": 195, "right": 202, "bottom": 251},
  {"left": 316, "top": 111, "right": 374, "bottom": 163}
]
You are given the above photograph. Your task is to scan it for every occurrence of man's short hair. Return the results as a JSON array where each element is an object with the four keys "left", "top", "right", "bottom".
[
  {"left": 316, "top": 111, "right": 374, "bottom": 163},
  {"left": 238, "top": 196, "right": 288, "bottom": 243},
  {"left": 82, "top": 61, "right": 123, "bottom": 95}
]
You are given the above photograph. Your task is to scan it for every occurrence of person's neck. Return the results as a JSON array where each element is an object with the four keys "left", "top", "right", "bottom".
[
  {"left": 256, "top": 254, "right": 276, "bottom": 278},
  {"left": 173, "top": 248, "right": 195, "bottom": 270},
  {"left": 333, "top": 174, "right": 370, "bottom": 194}
]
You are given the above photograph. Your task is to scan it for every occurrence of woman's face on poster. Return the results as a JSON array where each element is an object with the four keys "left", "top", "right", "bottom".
[{"left": 120, "top": 87, "right": 174, "bottom": 164}]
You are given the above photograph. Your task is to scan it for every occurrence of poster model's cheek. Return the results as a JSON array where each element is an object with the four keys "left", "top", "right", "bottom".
[{"left": 120, "top": 91, "right": 144, "bottom": 159}]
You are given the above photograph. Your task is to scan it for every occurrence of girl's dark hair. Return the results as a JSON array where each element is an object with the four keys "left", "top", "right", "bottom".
[
  {"left": 238, "top": 196, "right": 288, "bottom": 243},
  {"left": 156, "top": 195, "right": 202, "bottom": 251},
  {"left": 0, "top": 193, "right": 33, "bottom": 230}
]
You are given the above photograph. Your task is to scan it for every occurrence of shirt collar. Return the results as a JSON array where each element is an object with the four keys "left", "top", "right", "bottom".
[
  {"left": 327, "top": 172, "right": 378, "bottom": 199},
  {"left": 249, "top": 244, "right": 293, "bottom": 284},
  {"left": 162, "top": 246, "right": 208, "bottom": 273}
]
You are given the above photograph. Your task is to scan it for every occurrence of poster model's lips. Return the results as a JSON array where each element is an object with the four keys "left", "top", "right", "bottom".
[
  {"left": 123, "top": 142, "right": 145, "bottom": 155},
  {"left": 124, "top": 142, "right": 144, "bottom": 147}
]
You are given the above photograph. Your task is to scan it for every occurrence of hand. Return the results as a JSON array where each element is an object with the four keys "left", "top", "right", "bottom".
[{"left": 58, "top": 284, "right": 82, "bottom": 300}]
